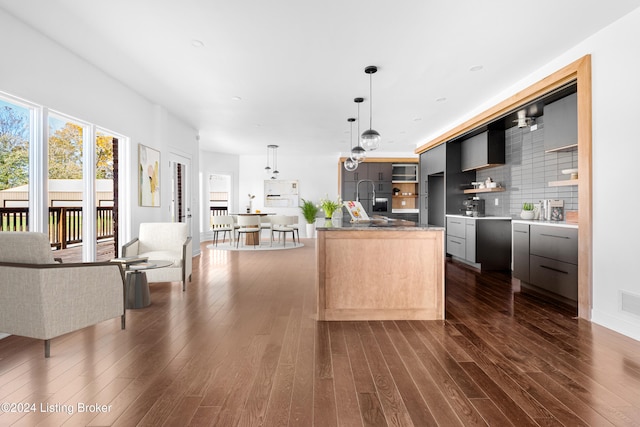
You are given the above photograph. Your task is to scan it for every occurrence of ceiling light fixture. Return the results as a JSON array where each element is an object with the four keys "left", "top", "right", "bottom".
[
  {"left": 351, "top": 97, "right": 366, "bottom": 162},
  {"left": 191, "top": 39, "right": 205, "bottom": 48},
  {"left": 361, "top": 65, "right": 381, "bottom": 150},
  {"left": 344, "top": 118, "right": 358, "bottom": 172},
  {"left": 270, "top": 144, "right": 279, "bottom": 179},
  {"left": 264, "top": 145, "right": 272, "bottom": 175},
  {"left": 514, "top": 110, "right": 536, "bottom": 128}
]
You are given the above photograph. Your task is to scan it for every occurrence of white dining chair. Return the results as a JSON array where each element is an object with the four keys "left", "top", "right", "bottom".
[
  {"left": 236, "top": 215, "right": 261, "bottom": 248},
  {"left": 211, "top": 215, "right": 235, "bottom": 246},
  {"left": 270, "top": 215, "right": 296, "bottom": 247}
]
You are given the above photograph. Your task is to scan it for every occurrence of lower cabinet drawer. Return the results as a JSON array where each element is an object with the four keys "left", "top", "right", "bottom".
[
  {"left": 446, "top": 217, "right": 466, "bottom": 238},
  {"left": 530, "top": 255, "right": 578, "bottom": 301},
  {"left": 530, "top": 225, "right": 578, "bottom": 265},
  {"left": 446, "top": 235, "right": 466, "bottom": 258}
]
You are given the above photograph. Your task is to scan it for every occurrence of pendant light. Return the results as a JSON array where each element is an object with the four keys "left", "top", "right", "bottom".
[
  {"left": 270, "top": 144, "right": 279, "bottom": 179},
  {"left": 344, "top": 118, "right": 358, "bottom": 171},
  {"left": 351, "top": 97, "right": 366, "bottom": 162},
  {"left": 361, "top": 65, "right": 381, "bottom": 150},
  {"left": 264, "top": 145, "right": 272, "bottom": 175}
]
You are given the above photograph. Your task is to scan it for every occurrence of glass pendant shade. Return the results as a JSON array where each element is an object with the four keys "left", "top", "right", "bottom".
[
  {"left": 344, "top": 157, "right": 358, "bottom": 171},
  {"left": 362, "top": 65, "right": 380, "bottom": 150},
  {"left": 361, "top": 129, "right": 381, "bottom": 150},
  {"left": 351, "top": 145, "right": 366, "bottom": 162}
]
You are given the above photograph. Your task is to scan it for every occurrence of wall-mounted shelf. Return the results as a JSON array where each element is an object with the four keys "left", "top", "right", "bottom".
[
  {"left": 463, "top": 187, "right": 506, "bottom": 194},
  {"left": 548, "top": 180, "right": 578, "bottom": 187}
]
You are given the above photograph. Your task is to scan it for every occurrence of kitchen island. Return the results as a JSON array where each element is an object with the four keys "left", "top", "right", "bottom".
[{"left": 315, "top": 217, "right": 445, "bottom": 321}]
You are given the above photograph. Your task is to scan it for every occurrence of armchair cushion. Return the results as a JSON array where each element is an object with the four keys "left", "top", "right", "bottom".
[
  {"left": 123, "top": 222, "right": 192, "bottom": 291},
  {"left": 0, "top": 232, "right": 125, "bottom": 357}
]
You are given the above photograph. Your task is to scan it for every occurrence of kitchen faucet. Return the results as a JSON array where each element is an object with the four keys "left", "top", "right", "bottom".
[{"left": 356, "top": 179, "right": 376, "bottom": 207}]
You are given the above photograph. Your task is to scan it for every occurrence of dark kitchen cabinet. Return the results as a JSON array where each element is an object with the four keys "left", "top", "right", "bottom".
[
  {"left": 512, "top": 222, "right": 530, "bottom": 282},
  {"left": 461, "top": 129, "right": 505, "bottom": 171},
  {"left": 342, "top": 163, "right": 369, "bottom": 182},
  {"left": 446, "top": 216, "right": 511, "bottom": 270},
  {"left": 368, "top": 163, "right": 392, "bottom": 183},
  {"left": 544, "top": 92, "right": 577, "bottom": 152},
  {"left": 512, "top": 222, "right": 578, "bottom": 305},
  {"left": 423, "top": 144, "right": 446, "bottom": 175}
]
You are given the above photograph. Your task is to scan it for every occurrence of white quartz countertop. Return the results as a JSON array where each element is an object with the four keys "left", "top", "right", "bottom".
[
  {"left": 446, "top": 214, "right": 512, "bottom": 220},
  {"left": 511, "top": 219, "right": 578, "bottom": 229}
]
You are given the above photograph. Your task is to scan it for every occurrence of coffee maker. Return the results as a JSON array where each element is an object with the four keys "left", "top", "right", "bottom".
[{"left": 462, "top": 197, "right": 485, "bottom": 217}]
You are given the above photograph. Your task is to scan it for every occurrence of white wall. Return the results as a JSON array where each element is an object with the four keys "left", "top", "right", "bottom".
[
  {"left": 0, "top": 9, "right": 201, "bottom": 255},
  {"left": 422, "top": 8, "right": 640, "bottom": 341},
  {"left": 238, "top": 152, "right": 340, "bottom": 237}
]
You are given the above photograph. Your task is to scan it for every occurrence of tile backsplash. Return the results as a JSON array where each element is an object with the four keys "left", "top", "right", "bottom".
[{"left": 475, "top": 118, "right": 579, "bottom": 217}]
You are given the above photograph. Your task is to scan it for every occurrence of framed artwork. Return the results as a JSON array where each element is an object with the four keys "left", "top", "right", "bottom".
[{"left": 138, "top": 144, "right": 160, "bottom": 207}]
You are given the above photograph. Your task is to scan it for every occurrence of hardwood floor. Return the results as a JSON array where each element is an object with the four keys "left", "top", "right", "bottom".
[{"left": 1, "top": 240, "right": 639, "bottom": 426}]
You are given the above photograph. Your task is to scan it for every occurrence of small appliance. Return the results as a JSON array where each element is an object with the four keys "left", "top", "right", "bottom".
[{"left": 462, "top": 197, "right": 485, "bottom": 217}]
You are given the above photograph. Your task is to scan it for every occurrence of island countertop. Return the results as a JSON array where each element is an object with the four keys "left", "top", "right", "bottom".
[{"left": 314, "top": 217, "right": 444, "bottom": 231}]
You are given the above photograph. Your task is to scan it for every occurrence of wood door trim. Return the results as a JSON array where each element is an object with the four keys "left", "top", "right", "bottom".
[{"left": 415, "top": 55, "right": 592, "bottom": 319}]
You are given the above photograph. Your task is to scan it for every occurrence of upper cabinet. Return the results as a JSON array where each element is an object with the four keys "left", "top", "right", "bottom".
[
  {"left": 368, "top": 162, "right": 392, "bottom": 183},
  {"left": 392, "top": 164, "right": 418, "bottom": 182},
  {"left": 342, "top": 163, "right": 369, "bottom": 182},
  {"left": 544, "top": 92, "right": 577, "bottom": 152},
  {"left": 461, "top": 129, "right": 505, "bottom": 171},
  {"left": 422, "top": 143, "right": 446, "bottom": 176}
]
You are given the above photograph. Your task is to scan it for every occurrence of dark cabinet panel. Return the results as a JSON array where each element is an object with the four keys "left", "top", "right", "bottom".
[
  {"left": 512, "top": 223, "right": 530, "bottom": 282},
  {"left": 544, "top": 92, "right": 577, "bottom": 152},
  {"left": 342, "top": 163, "right": 369, "bottom": 182},
  {"left": 461, "top": 129, "right": 505, "bottom": 171},
  {"left": 530, "top": 255, "right": 578, "bottom": 301},
  {"left": 369, "top": 163, "right": 392, "bottom": 182},
  {"left": 530, "top": 225, "right": 578, "bottom": 265},
  {"left": 424, "top": 144, "right": 446, "bottom": 175}
]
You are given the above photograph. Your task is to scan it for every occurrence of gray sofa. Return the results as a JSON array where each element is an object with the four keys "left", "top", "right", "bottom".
[{"left": 0, "top": 232, "right": 126, "bottom": 357}]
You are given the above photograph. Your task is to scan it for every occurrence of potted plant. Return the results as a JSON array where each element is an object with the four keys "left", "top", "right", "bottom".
[
  {"left": 300, "top": 199, "right": 319, "bottom": 238},
  {"left": 320, "top": 195, "right": 342, "bottom": 219},
  {"left": 520, "top": 202, "right": 535, "bottom": 219}
]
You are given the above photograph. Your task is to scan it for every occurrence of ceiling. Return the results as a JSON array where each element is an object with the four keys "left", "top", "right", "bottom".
[{"left": 2, "top": 1, "right": 640, "bottom": 156}]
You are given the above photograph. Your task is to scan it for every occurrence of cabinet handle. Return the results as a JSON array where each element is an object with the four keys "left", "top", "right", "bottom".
[
  {"left": 514, "top": 230, "right": 528, "bottom": 234},
  {"left": 450, "top": 240, "right": 461, "bottom": 245},
  {"left": 540, "top": 233, "right": 570, "bottom": 239},
  {"left": 540, "top": 265, "right": 569, "bottom": 274},
  {"left": 451, "top": 221, "right": 461, "bottom": 225}
]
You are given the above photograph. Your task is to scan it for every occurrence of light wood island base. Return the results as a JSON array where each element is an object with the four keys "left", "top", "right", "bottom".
[{"left": 316, "top": 224, "right": 445, "bottom": 321}]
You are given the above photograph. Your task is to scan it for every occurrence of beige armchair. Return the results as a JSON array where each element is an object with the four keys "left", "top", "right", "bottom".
[
  {"left": 122, "top": 222, "right": 192, "bottom": 291},
  {"left": 0, "top": 232, "right": 126, "bottom": 358}
]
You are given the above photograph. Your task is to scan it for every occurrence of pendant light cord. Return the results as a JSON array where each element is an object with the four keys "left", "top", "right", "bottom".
[{"left": 369, "top": 73, "right": 373, "bottom": 129}]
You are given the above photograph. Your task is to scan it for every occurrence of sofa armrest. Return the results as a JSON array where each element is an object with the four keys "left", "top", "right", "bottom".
[{"left": 122, "top": 238, "right": 139, "bottom": 257}]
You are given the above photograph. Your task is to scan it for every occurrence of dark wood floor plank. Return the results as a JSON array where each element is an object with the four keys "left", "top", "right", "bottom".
[
  {"left": 368, "top": 321, "right": 441, "bottom": 426},
  {"left": 355, "top": 322, "right": 415, "bottom": 426},
  {"left": 2, "top": 242, "right": 640, "bottom": 427}
]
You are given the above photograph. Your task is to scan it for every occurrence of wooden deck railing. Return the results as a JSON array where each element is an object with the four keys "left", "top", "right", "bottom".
[{"left": 0, "top": 206, "right": 114, "bottom": 249}]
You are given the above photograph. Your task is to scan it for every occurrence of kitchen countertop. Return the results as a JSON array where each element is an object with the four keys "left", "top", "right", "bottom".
[
  {"left": 511, "top": 218, "right": 578, "bottom": 229},
  {"left": 315, "top": 217, "right": 444, "bottom": 231},
  {"left": 446, "top": 214, "right": 512, "bottom": 220}
]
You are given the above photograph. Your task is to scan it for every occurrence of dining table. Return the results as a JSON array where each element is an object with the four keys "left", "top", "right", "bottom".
[{"left": 232, "top": 212, "right": 275, "bottom": 245}]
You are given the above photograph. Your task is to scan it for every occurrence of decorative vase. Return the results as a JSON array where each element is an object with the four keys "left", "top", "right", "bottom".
[
  {"left": 306, "top": 222, "right": 316, "bottom": 238},
  {"left": 323, "top": 209, "right": 334, "bottom": 219},
  {"left": 331, "top": 207, "right": 343, "bottom": 221},
  {"left": 520, "top": 210, "right": 535, "bottom": 220}
]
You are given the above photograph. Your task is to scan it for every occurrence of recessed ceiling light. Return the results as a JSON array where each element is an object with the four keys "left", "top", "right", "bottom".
[
  {"left": 413, "top": 118, "right": 422, "bottom": 122},
  {"left": 231, "top": 96, "right": 242, "bottom": 101},
  {"left": 387, "top": 140, "right": 395, "bottom": 144},
  {"left": 436, "top": 97, "right": 447, "bottom": 102},
  {"left": 470, "top": 65, "right": 483, "bottom": 72},
  {"left": 191, "top": 39, "right": 205, "bottom": 48}
]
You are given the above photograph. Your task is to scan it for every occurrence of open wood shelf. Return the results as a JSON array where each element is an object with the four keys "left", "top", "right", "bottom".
[
  {"left": 393, "top": 195, "right": 418, "bottom": 198},
  {"left": 463, "top": 187, "right": 506, "bottom": 194},
  {"left": 548, "top": 179, "right": 579, "bottom": 187}
]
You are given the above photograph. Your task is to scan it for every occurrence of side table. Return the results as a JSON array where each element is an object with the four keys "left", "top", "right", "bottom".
[{"left": 125, "top": 260, "right": 172, "bottom": 309}]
